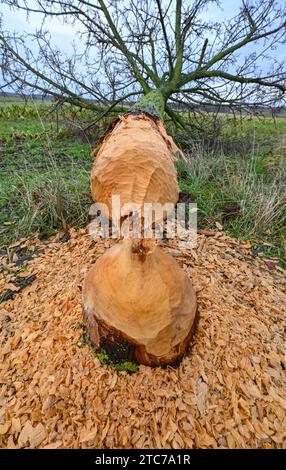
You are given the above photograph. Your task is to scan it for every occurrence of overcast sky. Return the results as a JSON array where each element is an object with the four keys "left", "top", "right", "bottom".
[
  {"left": 0, "top": 0, "right": 285, "bottom": 89},
  {"left": 1, "top": 0, "right": 77, "bottom": 55},
  {"left": 2, "top": 0, "right": 246, "bottom": 51}
]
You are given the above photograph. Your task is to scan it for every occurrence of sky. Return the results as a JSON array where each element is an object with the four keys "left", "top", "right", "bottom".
[
  {"left": 1, "top": 1, "right": 77, "bottom": 55},
  {"left": 0, "top": 0, "right": 285, "bottom": 92},
  {"left": 1, "top": 0, "right": 247, "bottom": 54}
]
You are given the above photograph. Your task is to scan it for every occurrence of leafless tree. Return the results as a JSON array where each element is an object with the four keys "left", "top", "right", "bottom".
[{"left": 0, "top": 0, "right": 285, "bottom": 126}]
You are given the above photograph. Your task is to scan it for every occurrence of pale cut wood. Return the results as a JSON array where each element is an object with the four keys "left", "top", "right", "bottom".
[
  {"left": 91, "top": 113, "right": 179, "bottom": 220},
  {"left": 0, "top": 229, "right": 286, "bottom": 448},
  {"left": 87, "top": 112, "right": 195, "bottom": 365},
  {"left": 82, "top": 239, "right": 197, "bottom": 366}
]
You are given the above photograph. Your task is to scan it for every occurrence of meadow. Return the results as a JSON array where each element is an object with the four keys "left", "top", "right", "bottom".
[{"left": 0, "top": 96, "right": 285, "bottom": 267}]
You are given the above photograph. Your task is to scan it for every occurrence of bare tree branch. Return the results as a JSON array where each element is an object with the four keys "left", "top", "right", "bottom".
[{"left": 0, "top": 0, "right": 285, "bottom": 118}]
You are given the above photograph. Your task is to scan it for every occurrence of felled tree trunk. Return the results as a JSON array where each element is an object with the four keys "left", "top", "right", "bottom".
[
  {"left": 90, "top": 92, "right": 180, "bottom": 219},
  {"left": 82, "top": 90, "right": 198, "bottom": 366}
]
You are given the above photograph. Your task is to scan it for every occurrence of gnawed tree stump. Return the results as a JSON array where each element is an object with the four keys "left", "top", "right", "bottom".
[
  {"left": 83, "top": 90, "right": 198, "bottom": 367},
  {"left": 82, "top": 239, "right": 197, "bottom": 366}
]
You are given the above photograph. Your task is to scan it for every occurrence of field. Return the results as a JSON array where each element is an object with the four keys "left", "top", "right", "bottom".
[
  {"left": 0, "top": 96, "right": 286, "bottom": 450},
  {"left": 0, "top": 96, "right": 285, "bottom": 267}
]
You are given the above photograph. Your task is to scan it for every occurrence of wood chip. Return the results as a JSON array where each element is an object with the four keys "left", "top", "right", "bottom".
[{"left": 0, "top": 228, "right": 285, "bottom": 448}]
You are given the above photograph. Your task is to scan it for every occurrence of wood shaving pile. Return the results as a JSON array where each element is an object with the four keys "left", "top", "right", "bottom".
[{"left": 0, "top": 229, "right": 285, "bottom": 449}]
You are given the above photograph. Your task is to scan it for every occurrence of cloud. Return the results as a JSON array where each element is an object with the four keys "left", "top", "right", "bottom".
[{"left": 1, "top": 2, "right": 80, "bottom": 54}]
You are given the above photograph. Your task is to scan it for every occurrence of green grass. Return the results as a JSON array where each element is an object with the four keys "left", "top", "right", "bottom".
[
  {"left": 0, "top": 96, "right": 285, "bottom": 267},
  {"left": 177, "top": 141, "right": 286, "bottom": 267},
  {"left": 222, "top": 115, "right": 286, "bottom": 142},
  {"left": 80, "top": 330, "right": 139, "bottom": 373},
  {"left": 170, "top": 112, "right": 286, "bottom": 148},
  {"left": 0, "top": 115, "right": 93, "bottom": 244},
  {"left": 0, "top": 119, "right": 56, "bottom": 139}
]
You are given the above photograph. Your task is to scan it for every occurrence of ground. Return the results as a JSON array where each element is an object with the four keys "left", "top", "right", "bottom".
[
  {"left": 0, "top": 96, "right": 285, "bottom": 266},
  {"left": 0, "top": 96, "right": 285, "bottom": 449},
  {"left": 0, "top": 228, "right": 285, "bottom": 448}
]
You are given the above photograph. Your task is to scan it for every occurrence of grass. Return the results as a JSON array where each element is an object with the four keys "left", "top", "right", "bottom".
[
  {"left": 177, "top": 139, "right": 286, "bottom": 267},
  {"left": 0, "top": 113, "right": 93, "bottom": 245},
  {"left": 79, "top": 329, "right": 139, "bottom": 374},
  {"left": 221, "top": 115, "right": 286, "bottom": 142},
  {"left": 0, "top": 95, "right": 285, "bottom": 267}
]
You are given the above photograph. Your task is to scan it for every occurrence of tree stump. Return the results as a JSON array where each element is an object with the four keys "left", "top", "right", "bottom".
[
  {"left": 84, "top": 94, "right": 198, "bottom": 367},
  {"left": 82, "top": 239, "right": 197, "bottom": 366}
]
